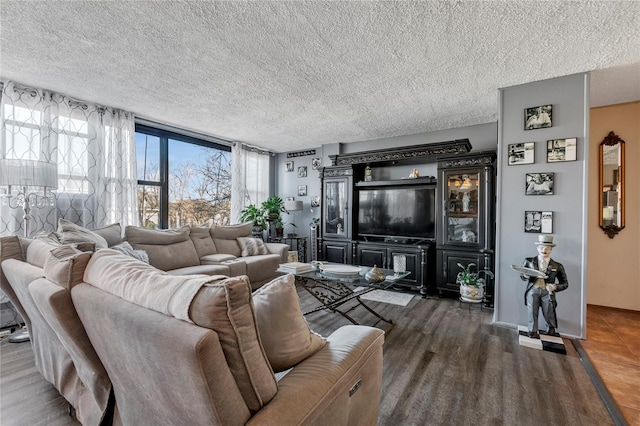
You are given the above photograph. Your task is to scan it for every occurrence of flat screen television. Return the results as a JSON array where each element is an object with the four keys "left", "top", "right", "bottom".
[{"left": 357, "top": 185, "right": 436, "bottom": 241}]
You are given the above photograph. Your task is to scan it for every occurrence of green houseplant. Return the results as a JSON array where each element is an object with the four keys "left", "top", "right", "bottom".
[
  {"left": 261, "top": 195, "right": 287, "bottom": 221},
  {"left": 239, "top": 204, "right": 266, "bottom": 238},
  {"left": 456, "top": 263, "right": 494, "bottom": 302}
]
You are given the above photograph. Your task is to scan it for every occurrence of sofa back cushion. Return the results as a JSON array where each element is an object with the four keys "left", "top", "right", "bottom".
[
  {"left": 190, "top": 276, "right": 278, "bottom": 411},
  {"left": 210, "top": 222, "right": 253, "bottom": 257},
  {"left": 26, "top": 238, "right": 60, "bottom": 268},
  {"left": 125, "top": 226, "right": 199, "bottom": 271},
  {"left": 92, "top": 223, "right": 123, "bottom": 247},
  {"left": 43, "top": 245, "right": 93, "bottom": 290},
  {"left": 189, "top": 224, "right": 217, "bottom": 258},
  {"left": 57, "top": 219, "right": 109, "bottom": 249}
]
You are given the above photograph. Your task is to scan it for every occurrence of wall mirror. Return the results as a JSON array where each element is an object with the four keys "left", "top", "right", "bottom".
[{"left": 599, "top": 131, "right": 625, "bottom": 238}]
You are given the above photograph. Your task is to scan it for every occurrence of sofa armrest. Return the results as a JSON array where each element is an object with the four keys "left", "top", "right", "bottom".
[
  {"left": 264, "top": 243, "right": 289, "bottom": 263},
  {"left": 247, "top": 325, "right": 384, "bottom": 426}
]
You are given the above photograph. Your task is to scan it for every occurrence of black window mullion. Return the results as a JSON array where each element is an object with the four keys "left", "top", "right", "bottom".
[{"left": 159, "top": 136, "right": 169, "bottom": 229}]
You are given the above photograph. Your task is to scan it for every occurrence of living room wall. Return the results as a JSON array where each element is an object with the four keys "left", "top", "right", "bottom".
[
  {"left": 495, "top": 73, "right": 589, "bottom": 339},
  {"left": 588, "top": 101, "right": 640, "bottom": 311}
]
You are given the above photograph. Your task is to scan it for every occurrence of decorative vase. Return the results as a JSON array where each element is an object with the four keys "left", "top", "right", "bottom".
[
  {"left": 365, "top": 265, "right": 386, "bottom": 283},
  {"left": 459, "top": 283, "right": 484, "bottom": 302}
]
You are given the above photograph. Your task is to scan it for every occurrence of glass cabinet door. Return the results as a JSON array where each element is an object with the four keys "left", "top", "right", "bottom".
[
  {"left": 445, "top": 172, "right": 480, "bottom": 244},
  {"left": 324, "top": 179, "right": 349, "bottom": 238}
]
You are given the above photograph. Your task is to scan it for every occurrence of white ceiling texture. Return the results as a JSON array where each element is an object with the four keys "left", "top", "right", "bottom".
[{"left": 1, "top": 1, "right": 639, "bottom": 153}]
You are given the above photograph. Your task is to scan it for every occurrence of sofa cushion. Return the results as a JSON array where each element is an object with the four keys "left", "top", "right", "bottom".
[
  {"left": 243, "top": 254, "right": 282, "bottom": 284},
  {"left": 237, "top": 237, "right": 269, "bottom": 257},
  {"left": 125, "top": 226, "right": 200, "bottom": 271},
  {"left": 189, "top": 275, "right": 278, "bottom": 411},
  {"left": 199, "top": 253, "right": 237, "bottom": 264},
  {"left": 210, "top": 222, "right": 253, "bottom": 257},
  {"left": 110, "top": 241, "right": 149, "bottom": 263},
  {"left": 43, "top": 245, "right": 92, "bottom": 290},
  {"left": 92, "top": 223, "right": 123, "bottom": 247},
  {"left": 189, "top": 224, "right": 217, "bottom": 257},
  {"left": 57, "top": 219, "right": 109, "bottom": 249},
  {"left": 252, "top": 274, "right": 325, "bottom": 372},
  {"left": 26, "top": 238, "right": 59, "bottom": 268},
  {"left": 1, "top": 236, "right": 25, "bottom": 297}
]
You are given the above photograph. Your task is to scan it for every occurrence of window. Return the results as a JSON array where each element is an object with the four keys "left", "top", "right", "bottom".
[{"left": 135, "top": 124, "right": 231, "bottom": 229}]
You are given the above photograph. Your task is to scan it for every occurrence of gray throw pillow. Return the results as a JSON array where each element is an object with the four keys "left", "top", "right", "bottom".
[
  {"left": 237, "top": 237, "right": 269, "bottom": 257},
  {"left": 57, "top": 219, "right": 108, "bottom": 249}
]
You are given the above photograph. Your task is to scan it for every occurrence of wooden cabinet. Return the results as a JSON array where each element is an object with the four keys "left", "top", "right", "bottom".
[
  {"left": 355, "top": 242, "right": 435, "bottom": 295},
  {"left": 320, "top": 166, "right": 353, "bottom": 240},
  {"left": 436, "top": 152, "right": 496, "bottom": 306},
  {"left": 321, "top": 240, "right": 352, "bottom": 264}
]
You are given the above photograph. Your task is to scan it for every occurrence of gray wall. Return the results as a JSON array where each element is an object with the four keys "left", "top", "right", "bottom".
[
  {"left": 275, "top": 123, "right": 498, "bottom": 244},
  {"left": 495, "top": 73, "right": 589, "bottom": 338}
]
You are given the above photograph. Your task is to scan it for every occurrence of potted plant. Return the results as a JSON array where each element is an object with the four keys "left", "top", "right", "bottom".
[
  {"left": 261, "top": 195, "right": 287, "bottom": 221},
  {"left": 456, "top": 263, "right": 494, "bottom": 302},
  {"left": 239, "top": 204, "right": 266, "bottom": 239}
]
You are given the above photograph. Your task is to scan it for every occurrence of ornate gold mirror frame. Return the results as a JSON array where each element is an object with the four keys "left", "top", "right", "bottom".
[{"left": 599, "top": 131, "right": 625, "bottom": 238}]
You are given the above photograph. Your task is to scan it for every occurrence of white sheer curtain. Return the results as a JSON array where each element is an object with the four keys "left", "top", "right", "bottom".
[
  {"left": 230, "top": 143, "right": 271, "bottom": 223},
  {"left": 0, "top": 81, "right": 138, "bottom": 237}
]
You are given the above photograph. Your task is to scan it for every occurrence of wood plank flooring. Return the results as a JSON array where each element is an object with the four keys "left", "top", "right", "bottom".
[
  {"left": 0, "top": 292, "right": 617, "bottom": 426},
  {"left": 582, "top": 304, "right": 640, "bottom": 426}
]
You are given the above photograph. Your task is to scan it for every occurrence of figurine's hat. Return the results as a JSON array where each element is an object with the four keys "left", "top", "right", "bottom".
[{"left": 534, "top": 235, "right": 556, "bottom": 247}]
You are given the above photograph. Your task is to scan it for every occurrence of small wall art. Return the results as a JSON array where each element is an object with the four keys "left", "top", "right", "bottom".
[
  {"left": 525, "top": 172, "right": 554, "bottom": 195},
  {"left": 298, "top": 166, "right": 307, "bottom": 178},
  {"left": 508, "top": 142, "right": 535, "bottom": 165},
  {"left": 525, "top": 105, "right": 552, "bottom": 130},
  {"left": 284, "top": 161, "right": 294, "bottom": 172},
  {"left": 547, "top": 137, "right": 577, "bottom": 162},
  {"left": 311, "top": 195, "right": 320, "bottom": 207},
  {"left": 524, "top": 211, "right": 553, "bottom": 233},
  {"left": 298, "top": 185, "right": 307, "bottom": 196},
  {"left": 311, "top": 158, "right": 321, "bottom": 169}
]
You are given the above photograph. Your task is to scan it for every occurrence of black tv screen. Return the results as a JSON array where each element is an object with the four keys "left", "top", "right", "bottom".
[{"left": 357, "top": 185, "right": 436, "bottom": 240}]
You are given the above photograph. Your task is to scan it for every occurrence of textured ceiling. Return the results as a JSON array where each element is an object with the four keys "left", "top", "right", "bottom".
[{"left": 1, "top": 1, "right": 639, "bottom": 153}]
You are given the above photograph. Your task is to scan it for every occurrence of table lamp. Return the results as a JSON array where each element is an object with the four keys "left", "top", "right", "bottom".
[{"left": 284, "top": 200, "right": 303, "bottom": 237}]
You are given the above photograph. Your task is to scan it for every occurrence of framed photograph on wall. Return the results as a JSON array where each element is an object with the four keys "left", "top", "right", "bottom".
[
  {"left": 525, "top": 172, "right": 554, "bottom": 195},
  {"left": 311, "top": 158, "right": 322, "bottom": 169},
  {"left": 298, "top": 166, "right": 307, "bottom": 178},
  {"left": 298, "top": 185, "right": 307, "bottom": 196},
  {"left": 524, "top": 104, "right": 552, "bottom": 130},
  {"left": 547, "top": 137, "right": 577, "bottom": 162},
  {"left": 508, "top": 142, "right": 535, "bottom": 165},
  {"left": 311, "top": 195, "right": 320, "bottom": 207},
  {"left": 524, "top": 211, "right": 553, "bottom": 233},
  {"left": 284, "top": 161, "right": 294, "bottom": 172}
]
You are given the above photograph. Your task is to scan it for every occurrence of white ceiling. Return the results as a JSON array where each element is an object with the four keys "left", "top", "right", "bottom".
[{"left": 1, "top": 1, "right": 639, "bottom": 153}]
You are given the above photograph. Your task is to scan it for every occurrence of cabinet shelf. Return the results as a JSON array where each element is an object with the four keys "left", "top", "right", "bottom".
[
  {"left": 355, "top": 176, "right": 436, "bottom": 187},
  {"left": 448, "top": 212, "right": 478, "bottom": 218}
]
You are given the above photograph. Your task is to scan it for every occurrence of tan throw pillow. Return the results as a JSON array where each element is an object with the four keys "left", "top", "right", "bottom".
[
  {"left": 237, "top": 237, "right": 269, "bottom": 257},
  {"left": 189, "top": 275, "right": 277, "bottom": 411},
  {"left": 57, "top": 219, "right": 109, "bottom": 249},
  {"left": 92, "top": 223, "right": 123, "bottom": 247},
  {"left": 43, "top": 245, "right": 92, "bottom": 289},
  {"left": 252, "top": 274, "right": 326, "bottom": 372}
]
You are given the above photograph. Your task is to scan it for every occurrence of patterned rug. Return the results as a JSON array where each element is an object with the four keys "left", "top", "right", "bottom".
[{"left": 354, "top": 288, "right": 414, "bottom": 307}]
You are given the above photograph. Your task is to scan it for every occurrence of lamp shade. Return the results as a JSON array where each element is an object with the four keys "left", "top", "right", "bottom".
[
  {"left": 0, "top": 159, "right": 58, "bottom": 189},
  {"left": 284, "top": 200, "right": 303, "bottom": 211}
]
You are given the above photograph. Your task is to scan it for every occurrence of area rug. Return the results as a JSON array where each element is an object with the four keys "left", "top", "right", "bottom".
[{"left": 354, "top": 288, "right": 414, "bottom": 307}]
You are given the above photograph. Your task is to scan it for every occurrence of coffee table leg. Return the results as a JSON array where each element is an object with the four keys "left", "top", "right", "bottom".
[{"left": 355, "top": 297, "right": 393, "bottom": 325}]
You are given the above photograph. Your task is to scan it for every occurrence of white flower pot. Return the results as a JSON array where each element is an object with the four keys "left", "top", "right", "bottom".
[{"left": 459, "top": 283, "right": 484, "bottom": 302}]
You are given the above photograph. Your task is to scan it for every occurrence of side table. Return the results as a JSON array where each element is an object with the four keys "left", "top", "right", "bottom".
[{"left": 271, "top": 236, "right": 308, "bottom": 263}]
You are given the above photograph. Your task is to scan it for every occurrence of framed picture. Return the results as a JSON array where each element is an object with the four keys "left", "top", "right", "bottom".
[
  {"left": 298, "top": 185, "right": 307, "bottom": 196},
  {"left": 311, "top": 158, "right": 322, "bottom": 170},
  {"left": 525, "top": 105, "right": 552, "bottom": 130},
  {"left": 547, "top": 137, "right": 577, "bottom": 162},
  {"left": 284, "top": 161, "right": 294, "bottom": 172},
  {"left": 285, "top": 197, "right": 294, "bottom": 201},
  {"left": 508, "top": 142, "right": 535, "bottom": 165},
  {"left": 524, "top": 211, "right": 553, "bottom": 233},
  {"left": 311, "top": 195, "right": 320, "bottom": 207},
  {"left": 298, "top": 166, "right": 307, "bottom": 178},
  {"left": 525, "top": 172, "right": 554, "bottom": 195}
]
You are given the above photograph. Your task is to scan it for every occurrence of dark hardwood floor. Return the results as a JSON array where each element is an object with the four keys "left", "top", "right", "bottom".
[{"left": 0, "top": 291, "right": 615, "bottom": 426}]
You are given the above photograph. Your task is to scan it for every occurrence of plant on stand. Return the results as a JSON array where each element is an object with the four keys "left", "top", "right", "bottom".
[
  {"left": 261, "top": 196, "right": 288, "bottom": 240},
  {"left": 457, "top": 263, "right": 494, "bottom": 302},
  {"left": 239, "top": 204, "right": 266, "bottom": 239}
]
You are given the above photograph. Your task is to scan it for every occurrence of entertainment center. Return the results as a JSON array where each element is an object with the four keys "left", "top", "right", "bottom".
[{"left": 318, "top": 140, "right": 496, "bottom": 303}]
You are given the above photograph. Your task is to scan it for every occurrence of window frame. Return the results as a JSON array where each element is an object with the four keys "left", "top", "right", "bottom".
[{"left": 135, "top": 123, "right": 231, "bottom": 229}]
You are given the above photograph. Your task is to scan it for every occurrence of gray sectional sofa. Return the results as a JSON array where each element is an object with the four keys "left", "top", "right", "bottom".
[{"left": 0, "top": 220, "right": 385, "bottom": 425}]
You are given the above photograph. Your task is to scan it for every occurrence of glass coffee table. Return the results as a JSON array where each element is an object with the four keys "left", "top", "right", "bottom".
[{"left": 289, "top": 264, "right": 410, "bottom": 326}]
